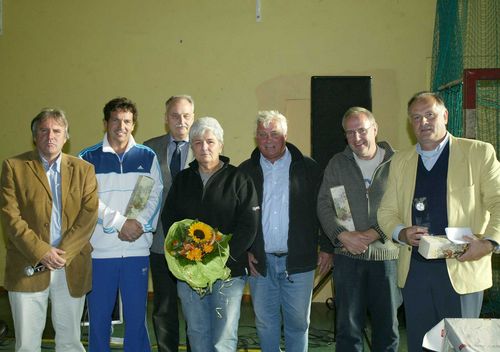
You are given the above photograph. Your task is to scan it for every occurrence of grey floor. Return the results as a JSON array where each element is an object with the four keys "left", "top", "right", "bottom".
[
  {"left": 1, "top": 287, "right": 499, "bottom": 351},
  {"left": 0, "top": 291, "right": 405, "bottom": 351},
  {"left": 2, "top": 256, "right": 499, "bottom": 351}
]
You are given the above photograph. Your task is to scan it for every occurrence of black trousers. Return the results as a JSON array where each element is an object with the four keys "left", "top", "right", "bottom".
[
  {"left": 402, "top": 256, "right": 461, "bottom": 352},
  {"left": 150, "top": 252, "right": 187, "bottom": 352}
]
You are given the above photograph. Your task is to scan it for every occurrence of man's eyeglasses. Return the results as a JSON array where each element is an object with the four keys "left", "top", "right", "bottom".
[{"left": 344, "top": 125, "right": 372, "bottom": 138}]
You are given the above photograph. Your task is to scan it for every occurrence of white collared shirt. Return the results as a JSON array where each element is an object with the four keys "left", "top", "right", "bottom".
[
  {"left": 260, "top": 148, "right": 291, "bottom": 253},
  {"left": 40, "top": 153, "right": 63, "bottom": 246},
  {"left": 416, "top": 132, "right": 450, "bottom": 171}
]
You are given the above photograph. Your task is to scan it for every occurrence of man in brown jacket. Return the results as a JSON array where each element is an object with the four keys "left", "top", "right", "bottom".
[{"left": 0, "top": 108, "right": 98, "bottom": 352}]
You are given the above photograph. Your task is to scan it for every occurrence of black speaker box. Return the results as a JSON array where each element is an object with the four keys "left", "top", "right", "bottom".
[{"left": 311, "top": 76, "right": 372, "bottom": 170}]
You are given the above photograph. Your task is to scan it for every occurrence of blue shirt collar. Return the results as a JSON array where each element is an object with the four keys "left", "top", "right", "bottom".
[
  {"left": 259, "top": 147, "right": 290, "bottom": 166},
  {"left": 40, "top": 152, "right": 62, "bottom": 172}
]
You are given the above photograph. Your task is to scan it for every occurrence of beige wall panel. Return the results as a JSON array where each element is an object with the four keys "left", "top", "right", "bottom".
[{"left": 0, "top": 0, "right": 436, "bottom": 286}]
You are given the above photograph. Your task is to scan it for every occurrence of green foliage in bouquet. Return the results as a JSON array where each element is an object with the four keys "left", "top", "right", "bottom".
[{"left": 165, "top": 219, "right": 232, "bottom": 295}]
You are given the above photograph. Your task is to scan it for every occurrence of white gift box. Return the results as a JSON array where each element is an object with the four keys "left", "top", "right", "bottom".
[
  {"left": 423, "top": 318, "right": 500, "bottom": 351},
  {"left": 418, "top": 236, "right": 468, "bottom": 259},
  {"left": 418, "top": 227, "right": 473, "bottom": 259}
]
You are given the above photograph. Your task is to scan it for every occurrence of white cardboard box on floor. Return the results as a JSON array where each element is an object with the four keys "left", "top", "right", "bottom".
[{"left": 423, "top": 318, "right": 500, "bottom": 351}]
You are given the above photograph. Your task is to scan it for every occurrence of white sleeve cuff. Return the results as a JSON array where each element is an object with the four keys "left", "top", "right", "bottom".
[{"left": 392, "top": 224, "right": 406, "bottom": 244}]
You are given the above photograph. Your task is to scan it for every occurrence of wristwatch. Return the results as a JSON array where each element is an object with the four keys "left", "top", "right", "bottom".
[{"left": 486, "top": 239, "right": 500, "bottom": 254}]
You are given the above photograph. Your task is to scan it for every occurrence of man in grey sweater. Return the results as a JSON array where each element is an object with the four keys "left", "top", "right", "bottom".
[{"left": 317, "top": 107, "right": 401, "bottom": 352}]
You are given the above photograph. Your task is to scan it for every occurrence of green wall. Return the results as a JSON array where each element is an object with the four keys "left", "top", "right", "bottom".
[{"left": 0, "top": 0, "right": 436, "bottom": 286}]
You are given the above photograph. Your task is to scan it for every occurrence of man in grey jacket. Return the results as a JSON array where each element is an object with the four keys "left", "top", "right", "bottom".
[
  {"left": 317, "top": 107, "right": 401, "bottom": 352},
  {"left": 144, "top": 95, "right": 194, "bottom": 352}
]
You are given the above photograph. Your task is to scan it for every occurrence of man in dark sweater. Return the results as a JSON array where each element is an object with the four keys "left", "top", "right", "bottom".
[
  {"left": 317, "top": 107, "right": 401, "bottom": 352},
  {"left": 240, "top": 110, "right": 334, "bottom": 352}
]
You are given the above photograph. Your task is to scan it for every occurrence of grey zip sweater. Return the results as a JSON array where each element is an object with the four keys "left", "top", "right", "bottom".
[{"left": 317, "top": 141, "right": 399, "bottom": 261}]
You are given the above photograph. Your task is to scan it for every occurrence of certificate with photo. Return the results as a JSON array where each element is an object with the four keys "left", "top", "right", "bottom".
[
  {"left": 125, "top": 175, "right": 155, "bottom": 219},
  {"left": 330, "top": 185, "right": 355, "bottom": 232}
]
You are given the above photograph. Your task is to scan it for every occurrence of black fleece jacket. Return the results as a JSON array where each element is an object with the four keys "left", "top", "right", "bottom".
[
  {"left": 161, "top": 156, "right": 260, "bottom": 277},
  {"left": 239, "top": 143, "right": 334, "bottom": 276}
]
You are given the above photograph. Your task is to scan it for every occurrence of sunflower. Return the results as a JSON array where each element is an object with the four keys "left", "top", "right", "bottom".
[{"left": 187, "top": 221, "right": 213, "bottom": 243}]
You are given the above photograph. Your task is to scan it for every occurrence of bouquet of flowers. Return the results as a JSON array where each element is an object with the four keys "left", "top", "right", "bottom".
[{"left": 164, "top": 219, "right": 232, "bottom": 295}]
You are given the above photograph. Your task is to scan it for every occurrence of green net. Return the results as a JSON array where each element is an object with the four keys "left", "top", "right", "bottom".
[
  {"left": 431, "top": 0, "right": 500, "bottom": 318},
  {"left": 477, "top": 80, "right": 500, "bottom": 153},
  {"left": 431, "top": 0, "right": 500, "bottom": 145},
  {"left": 431, "top": 0, "right": 466, "bottom": 94},
  {"left": 440, "top": 84, "right": 464, "bottom": 137}
]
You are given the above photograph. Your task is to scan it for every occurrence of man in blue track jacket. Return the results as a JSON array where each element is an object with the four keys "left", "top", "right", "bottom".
[{"left": 80, "top": 97, "right": 163, "bottom": 352}]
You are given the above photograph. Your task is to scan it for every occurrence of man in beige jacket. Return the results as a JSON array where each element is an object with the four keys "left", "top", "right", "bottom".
[
  {"left": 1, "top": 108, "right": 98, "bottom": 351},
  {"left": 378, "top": 91, "right": 500, "bottom": 352}
]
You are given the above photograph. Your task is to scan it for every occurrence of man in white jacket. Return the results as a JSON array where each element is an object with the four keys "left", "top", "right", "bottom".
[{"left": 79, "top": 97, "right": 163, "bottom": 352}]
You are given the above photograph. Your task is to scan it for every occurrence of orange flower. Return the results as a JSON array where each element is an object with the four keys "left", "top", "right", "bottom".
[
  {"left": 186, "top": 248, "right": 203, "bottom": 261},
  {"left": 203, "top": 243, "right": 214, "bottom": 253}
]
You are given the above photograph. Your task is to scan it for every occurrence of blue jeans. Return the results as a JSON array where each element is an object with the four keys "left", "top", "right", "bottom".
[
  {"left": 177, "top": 276, "right": 246, "bottom": 352},
  {"left": 333, "top": 255, "right": 401, "bottom": 352},
  {"left": 249, "top": 254, "right": 315, "bottom": 352}
]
